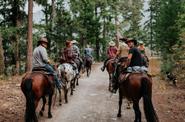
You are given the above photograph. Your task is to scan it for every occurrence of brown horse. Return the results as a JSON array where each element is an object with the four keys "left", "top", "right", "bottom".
[
  {"left": 111, "top": 58, "right": 159, "bottom": 122},
  {"left": 105, "top": 58, "right": 117, "bottom": 91},
  {"left": 21, "top": 71, "right": 55, "bottom": 122},
  {"left": 83, "top": 56, "right": 93, "bottom": 77}
]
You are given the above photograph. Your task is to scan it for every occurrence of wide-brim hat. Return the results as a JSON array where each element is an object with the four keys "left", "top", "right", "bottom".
[
  {"left": 38, "top": 37, "right": 48, "bottom": 44},
  {"left": 71, "top": 40, "right": 78, "bottom": 44},
  {"left": 125, "top": 38, "right": 137, "bottom": 45},
  {"left": 109, "top": 41, "right": 116, "bottom": 46},
  {"left": 138, "top": 41, "right": 144, "bottom": 44},
  {"left": 119, "top": 37, "right": 128, "bottom": 42}
]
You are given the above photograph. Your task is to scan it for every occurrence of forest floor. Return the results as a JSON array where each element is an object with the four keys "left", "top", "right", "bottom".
[{"left": 0, "top": 57, "right": 185, "bottom": 122}]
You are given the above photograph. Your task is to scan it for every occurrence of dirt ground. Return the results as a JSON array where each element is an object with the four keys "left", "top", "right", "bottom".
[{"left": 0, "top": 58, "right": 185, "bottom": 122}]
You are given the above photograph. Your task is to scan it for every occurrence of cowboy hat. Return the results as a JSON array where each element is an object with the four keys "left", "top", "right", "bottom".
[
  {"left": 38, "top": 37, "right": 48, "bottom": 44},
  {"left": 125, "top": 38, "right": 137, "bottom": 45},
  {"left": 138, "top": 41, "right": 144, "bottom": 44},
  {"left": 119, "top": 37, "right": 128, "bottom": 42},
  {"left": 109, "top": 41, "right": 116, "bottom": 46},
  {"left": 71, "top": 40, "right": 78, "bottom": 44}
]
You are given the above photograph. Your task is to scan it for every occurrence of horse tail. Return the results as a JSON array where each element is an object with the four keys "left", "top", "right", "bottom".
[
  {"left": 22, "top": 78, "right": 35, "bottom": 122},
  {"left": 141, "top": 77, "right": 159, "bottom": 122}
]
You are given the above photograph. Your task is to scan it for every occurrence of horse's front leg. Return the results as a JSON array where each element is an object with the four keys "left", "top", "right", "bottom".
[
  {"left": 76, "top": 78, "right": 79, "bottom": 86},
  {"left": 48, "top": 94, "right": 53, "bottom": 118},
  {"left": 117, "top": 89, "right": 123, "bottom": 117},
  {"left": 58, "top": 88, "right": 62, "bottom": 106},
  {"left": 64, "top": 87, "right": 68, "bottom": 103},
  {"left": 70, "top": 80, "right": 74, "bottom": 95},
  {"left": 39, "top": 96, "right": 46, "bottom": 116},
  {"left": 108, "top": 73, "right": 112, "bottom": 91},
  {"left": 133, "top": 101, "right": 141, "bottom": 122}
]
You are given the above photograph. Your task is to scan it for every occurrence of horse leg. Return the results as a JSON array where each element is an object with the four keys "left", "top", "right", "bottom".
[
  {"left": 133, "top": 101, "right": 141, "bottom": 122},
  {"left": 108, "top": 74, "right": 112, "bottom": 91},
  {"left": 76, "top": 78, "right": 79, "bottom": 86},
  {"left": 48, "top": 94, "right": 53, "bottom": 118},
  {"left": 39, "top": 96, "right": 46, "bottom": 116},
  {"left": 33, "top": 99, "right": 39, "bottom": 122},
  {"left": 117, "top": 89, "right": 123, "bottom": 117},
  {"left": 58, "top": 89, "right": 62, "bottom": 106},
  {"left": 70, "top": 81, "right": 73, "bottom": 95},
  {"left": 64, "top": 87, "right": 68, "bottom": 103}
]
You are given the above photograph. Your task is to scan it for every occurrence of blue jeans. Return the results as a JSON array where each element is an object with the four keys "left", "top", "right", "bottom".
[{"left": 44, "top": 64, "right": 62, "bottom": 89}]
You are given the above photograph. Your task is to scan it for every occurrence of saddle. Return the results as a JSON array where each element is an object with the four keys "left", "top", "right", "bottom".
[{"left": 32, "top": 67, "right": 53, "bottom": 75}]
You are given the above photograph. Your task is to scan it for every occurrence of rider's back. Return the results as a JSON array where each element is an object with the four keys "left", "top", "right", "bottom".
[{"left": 33, "top": 45, "right": 48, "bottom": 68}]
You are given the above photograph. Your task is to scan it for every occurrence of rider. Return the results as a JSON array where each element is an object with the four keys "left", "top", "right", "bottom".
[
  {"left": 138, "top": 41, "right": 149, "bottom": 67},
  {"left": 71, "top": 40, "right": 83, "bottom": 73},
  {"left": 125, "top": 38, "right": 148, "bottom": 73},
  {"left": 84, "top": 44, "right": 93, "bottom": 59},
  {"left": 111, "top": 38, "right": 147, "bottom": 93},
  {"left": 83, "top": 44, "right": 93, "bottom": 64},
  {"left": 32, "top": 37, "right": 62, "bottom": 89},
  {"left": 101, "top": 41, "right": 118, "bottom": 72},
  {"left": 63, "top": 40, "right": 79, "bottom": 75},
  {"left": 117, "top": 38, "right": 129, "bottom": 63}
]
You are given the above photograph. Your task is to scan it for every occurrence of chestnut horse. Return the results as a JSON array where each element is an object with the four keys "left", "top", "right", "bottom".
[
  {"left": 21, "top": 71, "right": 55, "bottom": 122},
  {"left": 105, "top": 58, "right": 117, "bottom": 91},
  {"left": 111, "top": 58, "right": 159, "bottom": 122}
]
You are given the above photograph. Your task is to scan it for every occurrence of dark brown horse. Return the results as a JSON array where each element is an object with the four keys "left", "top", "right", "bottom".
[
  {"left": 21, "top": 72, "right": 55, "bottom": 122},
  {"left": 111, "top": 58, "right": 159, "bottom": 122},
  {"left": 105, "top": 58, "right": 117, "bottom": 91},
  {"left": 83, "top": 56, "right": 93, "bottom": 77}
]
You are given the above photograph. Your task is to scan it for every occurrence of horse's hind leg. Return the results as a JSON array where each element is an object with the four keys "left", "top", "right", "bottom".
[
  {"left": 48, "top": 94, "right": 53, "bottom": 118},
  {"left": 39, "top": 97, "right": 46, "bottom": 116},
  {"left": 117, "top": 90, "right": 123, "bottom": 117},
  {"left": 133, "top": 101, "right": 141, "bottom": 122}
]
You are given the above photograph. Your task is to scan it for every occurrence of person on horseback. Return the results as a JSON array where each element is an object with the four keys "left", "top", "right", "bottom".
[
  {"left": 63, "top": 40, "right": 79, "bottom": 75},
  {"left": 138, "top": 41, "right": 149, "bottom": 67},
  {"left": 71, "top": 40, "right": 83, "bottom": 73},
  {"left": 83, "top": 44, "right": 93, "bottom": 64},
  {"left": 111, "top": 38, "right": 148, "bottom": 93},
  {"left": 84, "top": 44, "right": 93, "bottom": 59},
  {"left": 32, "top": 37, "right": 62, "bottom": 89},
  {"left": 118, "top": 38, "right": 129, "bottom": 64},
  {"left": 101, "top": 41, "right": 118, "bottom": 72}
]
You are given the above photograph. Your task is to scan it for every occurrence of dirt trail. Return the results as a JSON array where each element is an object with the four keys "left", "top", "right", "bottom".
[{"left": 41, "top": 63, "right": 137, "bottom": 122}]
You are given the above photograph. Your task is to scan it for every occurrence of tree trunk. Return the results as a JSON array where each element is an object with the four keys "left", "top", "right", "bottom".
[
  {"left": 0, "top": 34, "right": 5, "bottom": 75},
  {"left": 115, "top": 12, "right": 119, "bottom": 48},
  {"left": 26, "top": 0, "right": 33, "bottom": 72},
  {"left": 95, "top": 4, "right": 100, "bottom": 61}
]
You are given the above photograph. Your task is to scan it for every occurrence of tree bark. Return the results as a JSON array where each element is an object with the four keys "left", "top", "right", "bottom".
[
  {"left": 0, "top": 34, "right": 5, "bottom": 75},
  {"left": 26, "top": 0, "right": 33, "bottom": 72}
]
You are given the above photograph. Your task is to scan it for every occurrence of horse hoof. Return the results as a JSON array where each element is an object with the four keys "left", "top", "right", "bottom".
[
  {"left": 59, "top": 103, "right": 62, "bottom": 106},
  {"left": 39, "top": 111, "right": 43, "bottom": 116},
  {"left": 48, "top": 114, "right": 52, "bottom": 118},
  {"left": 117, "top": 113, "right": 121, "bottom": 117}
]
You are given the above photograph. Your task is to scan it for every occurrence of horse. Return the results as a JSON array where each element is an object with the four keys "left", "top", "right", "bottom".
[
  {"left": 83, "top": 56, "right": 93, "bottom": 77},
  {"left": 21, "top": 70, "right": 55, "bottom": 122},
  {"left": 105, "top": 58, "right": 117, "bottom": 91},
  {"left": 111, "top": 58, "right": 159, "bottom": 122},
  {"left": 58, "top": 63, "right": 78, "bottom": 103}
]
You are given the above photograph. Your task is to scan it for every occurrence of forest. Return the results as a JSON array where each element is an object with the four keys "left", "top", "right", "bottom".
[{"left": 0, "top": 0, "right": 185, "bottom": 81}]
